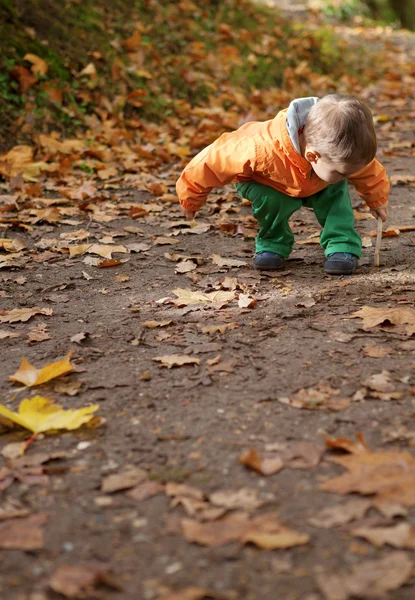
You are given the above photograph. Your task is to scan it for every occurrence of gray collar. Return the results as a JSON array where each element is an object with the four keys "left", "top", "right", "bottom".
[{"left": 286, "top": 97, "right": 319, "bottom": 153}]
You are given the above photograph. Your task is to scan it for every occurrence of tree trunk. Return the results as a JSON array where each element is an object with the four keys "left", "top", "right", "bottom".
[{"left": 389, "top": 0, "right": 415, "bottom": 30}]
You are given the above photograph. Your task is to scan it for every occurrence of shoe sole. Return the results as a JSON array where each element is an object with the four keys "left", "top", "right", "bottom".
[
  {"left": 324, "top": 267, "right": 355, "bottom": 275},
  {"left": 254, "top": 263, "right": 286, "bottom": 271}
]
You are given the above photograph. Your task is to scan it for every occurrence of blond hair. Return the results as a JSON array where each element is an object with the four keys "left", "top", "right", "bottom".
[{"left": 303, "top": 94, "right": 377, "bottom": 165}]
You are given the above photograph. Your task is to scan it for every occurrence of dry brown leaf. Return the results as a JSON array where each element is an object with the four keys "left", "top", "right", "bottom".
[
  {"left": 238, "top": 448, "right": 284, "bottom": 476},
  {"left": 127, "top": 242, "right": 151, "bottom": 253},
  {"left": 202, "top": 323, "right": 239, "bottom": 334},
  {"left": 352, "top": 522, "right": 415, "bottom": 549},
  {"left": 265, "top": 441, "right": 324, "bottom": 470},
  {"left": 0, "top": 238, "right": 27, "bottom": 252},
  {"left": 27, "top": 322, "right": 50, "bottom": 344},
  {"left": 316, "top": 552, "right": 413, "bottom": 600},
  {"left": 175, "top": 260, "right": 198, "bottom": 274},
  {"left": 101, "top": 467, "right": 147, "bottom": 493},
  {"left": 126, "top": 481, "right": 164, "bottom": 501},
  {"left": 211, "top": 254, "right": 247, "bottom": 268},
  {"left": 170, "top": 288, "right": 235, "bottom": 307},
  {"left": 140, "top": 320, "right": 174, "bottom": 328},
  {"left": 53, "top": 380, "right": 82, "bottom": 397},
  {"left": 322, "top": 435, "right": 415, "bottom": 508},
  {"left": 181, "top": 511, "right": 250, "bottom": 547},
  {"left": 278, "top": 384, "right": 349, "bottom": 411},
  {"left": 351, "top": 305, "right": 415, "bottom": 335},
  {"left": 209, "top": 488, "right": 265, "bottom": 511},
  {"left": 0, "top": 513, "right": 48, "bottom": 550},
  {"left": 69, "top": 244, "right": 128, "bottom": 259},
  {"left": 182, "top": 511, "right": 309, "bottom": 549},
  {"left": 153, "top": 355, "right": 200, "bottom": 368},
  {"left": 49, "top": 562, "right": 119, "bottom": 598},
  {"left": 363, "top": 370, "right": 395, "bottom": 393},
  {"left": 0, "top": 330, "right": 21, "bottom": 340},
  {"left": 238, "top": 294, "right": 256, "bottom": 308},
  {"left": 309, "top": 499, "right": 372, "bottom": 529},
  {"left": 390, "top": 174, "right": 415, "bottom": 186},
  {"left": 362, "top": 345, "right": 390, "bottom": 358},
  {"left": 297, "top": 233, "right": 320, "bottom": 244},
  {"left": 153, "top": 236, "right": 180, "bottom": 246},
  {"left": 0, "top": 307, "right": 53, "bottom": 324},
  {"left": 241, "top": 513, "right": 310, "bottom": 550}
]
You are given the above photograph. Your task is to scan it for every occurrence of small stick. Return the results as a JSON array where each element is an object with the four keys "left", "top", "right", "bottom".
[{"left": 374, "top": 216, "right": 383, "bottom": 267}]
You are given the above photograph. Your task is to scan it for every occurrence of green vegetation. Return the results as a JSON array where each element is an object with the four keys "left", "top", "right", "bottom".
[{"left": 0, "top": 0, "right": 391, "bottom": 149}]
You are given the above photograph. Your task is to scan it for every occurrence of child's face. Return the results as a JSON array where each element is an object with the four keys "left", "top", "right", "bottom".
[
  {"left": 304, "top": 148, "right": 367, "bottom": 184},
  {"left": 310, "top": 157, "right": 366, "bottom": 184}
]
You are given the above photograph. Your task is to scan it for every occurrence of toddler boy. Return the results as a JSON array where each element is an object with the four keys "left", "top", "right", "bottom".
[{"left": 176, "top": 94, "right": 389, "bottom": 274}]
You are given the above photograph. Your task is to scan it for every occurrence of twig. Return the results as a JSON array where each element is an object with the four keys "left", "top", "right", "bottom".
[{"left": 374, "top": 216, "right": 383, "bottom": 267}]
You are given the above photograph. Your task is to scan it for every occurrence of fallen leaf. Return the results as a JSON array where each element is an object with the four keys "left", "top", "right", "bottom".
[
  {"left": 101, "top": 467, "right": 147, "bottom": 493},
  {"left": 23, "top": 53, "right": 48, "bottom": 76},
  {"left": 351, "top": 306, "right": 415, "bottom": 335},
  {"left": 309, "top": 499, "right": 372, "bottom": 528},
  {"left": 209, "top": 488, "right": 265, "bottom": 511},
  {"left": 153, "top": 236, "right": 180, "bottom": 246},
  {"left": 0, "top": 396, "right": 99, "bottom": 434},
  {"left": 0, "top": 330, "right": 21, "bottom": 340},
  {"left": 363, "top": 370, "right": 395, "bottom": 393},
  {"left": 182, "top": 511, "right": 309, "bottom": 549},
  {"left": 171, "top": 288, "right": 235, "bottom": 307},
  {"left": 362, "top": 345, "right": 390, "bottom": 358},
  {"left": 0, "top": 307, "right": 53, "bottom": 323},
  {"left": 211, "top": 254, "right": 247, "bottom": 268},
  {"left": 49, "top": 562, "right": 120, "bottom": 598},
  {"left": 27, "top": 322, "right": 50, "bottom": 344},
  {"left": 53, "top": 380, "right": 82, "bottom": 397},
  {"left": 369, "top": 225, "right": 400, "bottom": 237},
  {"left": 0, "top": 513, "right": 48, "bottom": 550},
  {"left": 316, "top": 552, "right": 413, "bottom": 600},
  {"left": 202, "top": 323, "right": 239, "bottom": 334},
  {"left": 153, "top": 355, "right": 200, "bottom": 368},
  {"left": 9, "top": 352, "right": 73, "bottom": 386},
  {"left": 238, "top": 448, "right": 283, "bottom": 476},
  {"left": 126, "top": 481, "right": 164, "bottom": 501},
  {"left": 278, "top": 384, "right": 349, "bottom": 411},
  {"left": 241, "top": 513, "right": 310, "bottom": 550},
  {"left": 352, "top": 522, "right": 415, "bottom": 549},
  {"left": 69, "top": 244, "right": 128, "bottom": 259},
  {"left": 390, "top": 174, "right": 415, "bottom": 186},
  {"left": 175, "top": 260, "right": 197, "bottom": 274},
  {"left": 238, "top": 294, "right": 256, "bottom": 308},
  {"left": 265, "top": 441, "right": 324, "bottom": 470},
  {"left": 0, "top": 238, "right": 27, "bottom": 252},
  {"left": 181, "top": 511, "right": 250, "bottom": 547},
  {"left": 322, "top": 434, "right": 415, "bottom": 509},
  {"left": 70, "top": 332, "right": 88, "bottom": 344},
  {"left": 140, "top": 320, "right": 174, "bottom": 328}
]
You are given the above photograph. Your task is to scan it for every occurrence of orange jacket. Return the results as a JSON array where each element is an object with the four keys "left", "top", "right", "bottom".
[{"left": 176, "top": 108, "right": 389, "bottom": 212}]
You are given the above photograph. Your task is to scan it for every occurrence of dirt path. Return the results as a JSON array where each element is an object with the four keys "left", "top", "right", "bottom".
[{"left": 1, "top": 21, "right": 415, "bottom": 600}]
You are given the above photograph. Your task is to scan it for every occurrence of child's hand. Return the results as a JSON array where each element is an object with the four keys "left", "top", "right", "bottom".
[
  {"left": 182, "top": 208, "right": 196, "bottom": 220},
  {"left": 370, "top": 202, "right": 388, "bottom": 222}
]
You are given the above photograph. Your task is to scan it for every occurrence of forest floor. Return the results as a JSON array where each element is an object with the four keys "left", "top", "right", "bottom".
[{"left": 0, "top": 5, "right": 415, "bottom": 600}]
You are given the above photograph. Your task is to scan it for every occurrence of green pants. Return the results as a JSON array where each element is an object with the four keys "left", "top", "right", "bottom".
[{"left": 234, "top": 180, "right": 362, "bottom": 259}]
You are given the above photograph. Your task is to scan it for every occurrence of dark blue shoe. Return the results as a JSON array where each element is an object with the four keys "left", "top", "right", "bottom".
[
  {"left": 254, "top": 251, "right": 285, "bottom": 271},
  {"left": 324, "top": 252, "right": 357, "bottom": 275}
]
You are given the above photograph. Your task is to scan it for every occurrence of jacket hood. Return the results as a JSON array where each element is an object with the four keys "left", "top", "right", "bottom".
[{"left": 286, "top": 96, "right": 319, "bottom": 153}]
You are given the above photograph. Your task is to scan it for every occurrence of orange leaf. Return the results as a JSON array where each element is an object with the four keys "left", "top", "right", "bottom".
[{"left": 9, "top": 352, "right": 73, "bottom": 387}]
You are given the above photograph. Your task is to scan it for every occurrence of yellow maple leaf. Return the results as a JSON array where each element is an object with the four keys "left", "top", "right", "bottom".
[
  {"left": 0, "top": 396, "right": 99, "bottom": 433},
  {"left": 9, "top": 352, "right": 73, "bottom": 387}
]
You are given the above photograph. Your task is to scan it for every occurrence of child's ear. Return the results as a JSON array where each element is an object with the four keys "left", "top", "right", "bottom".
[{"left": 305, "top": 149, "right": 320, "bottom": 163}]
